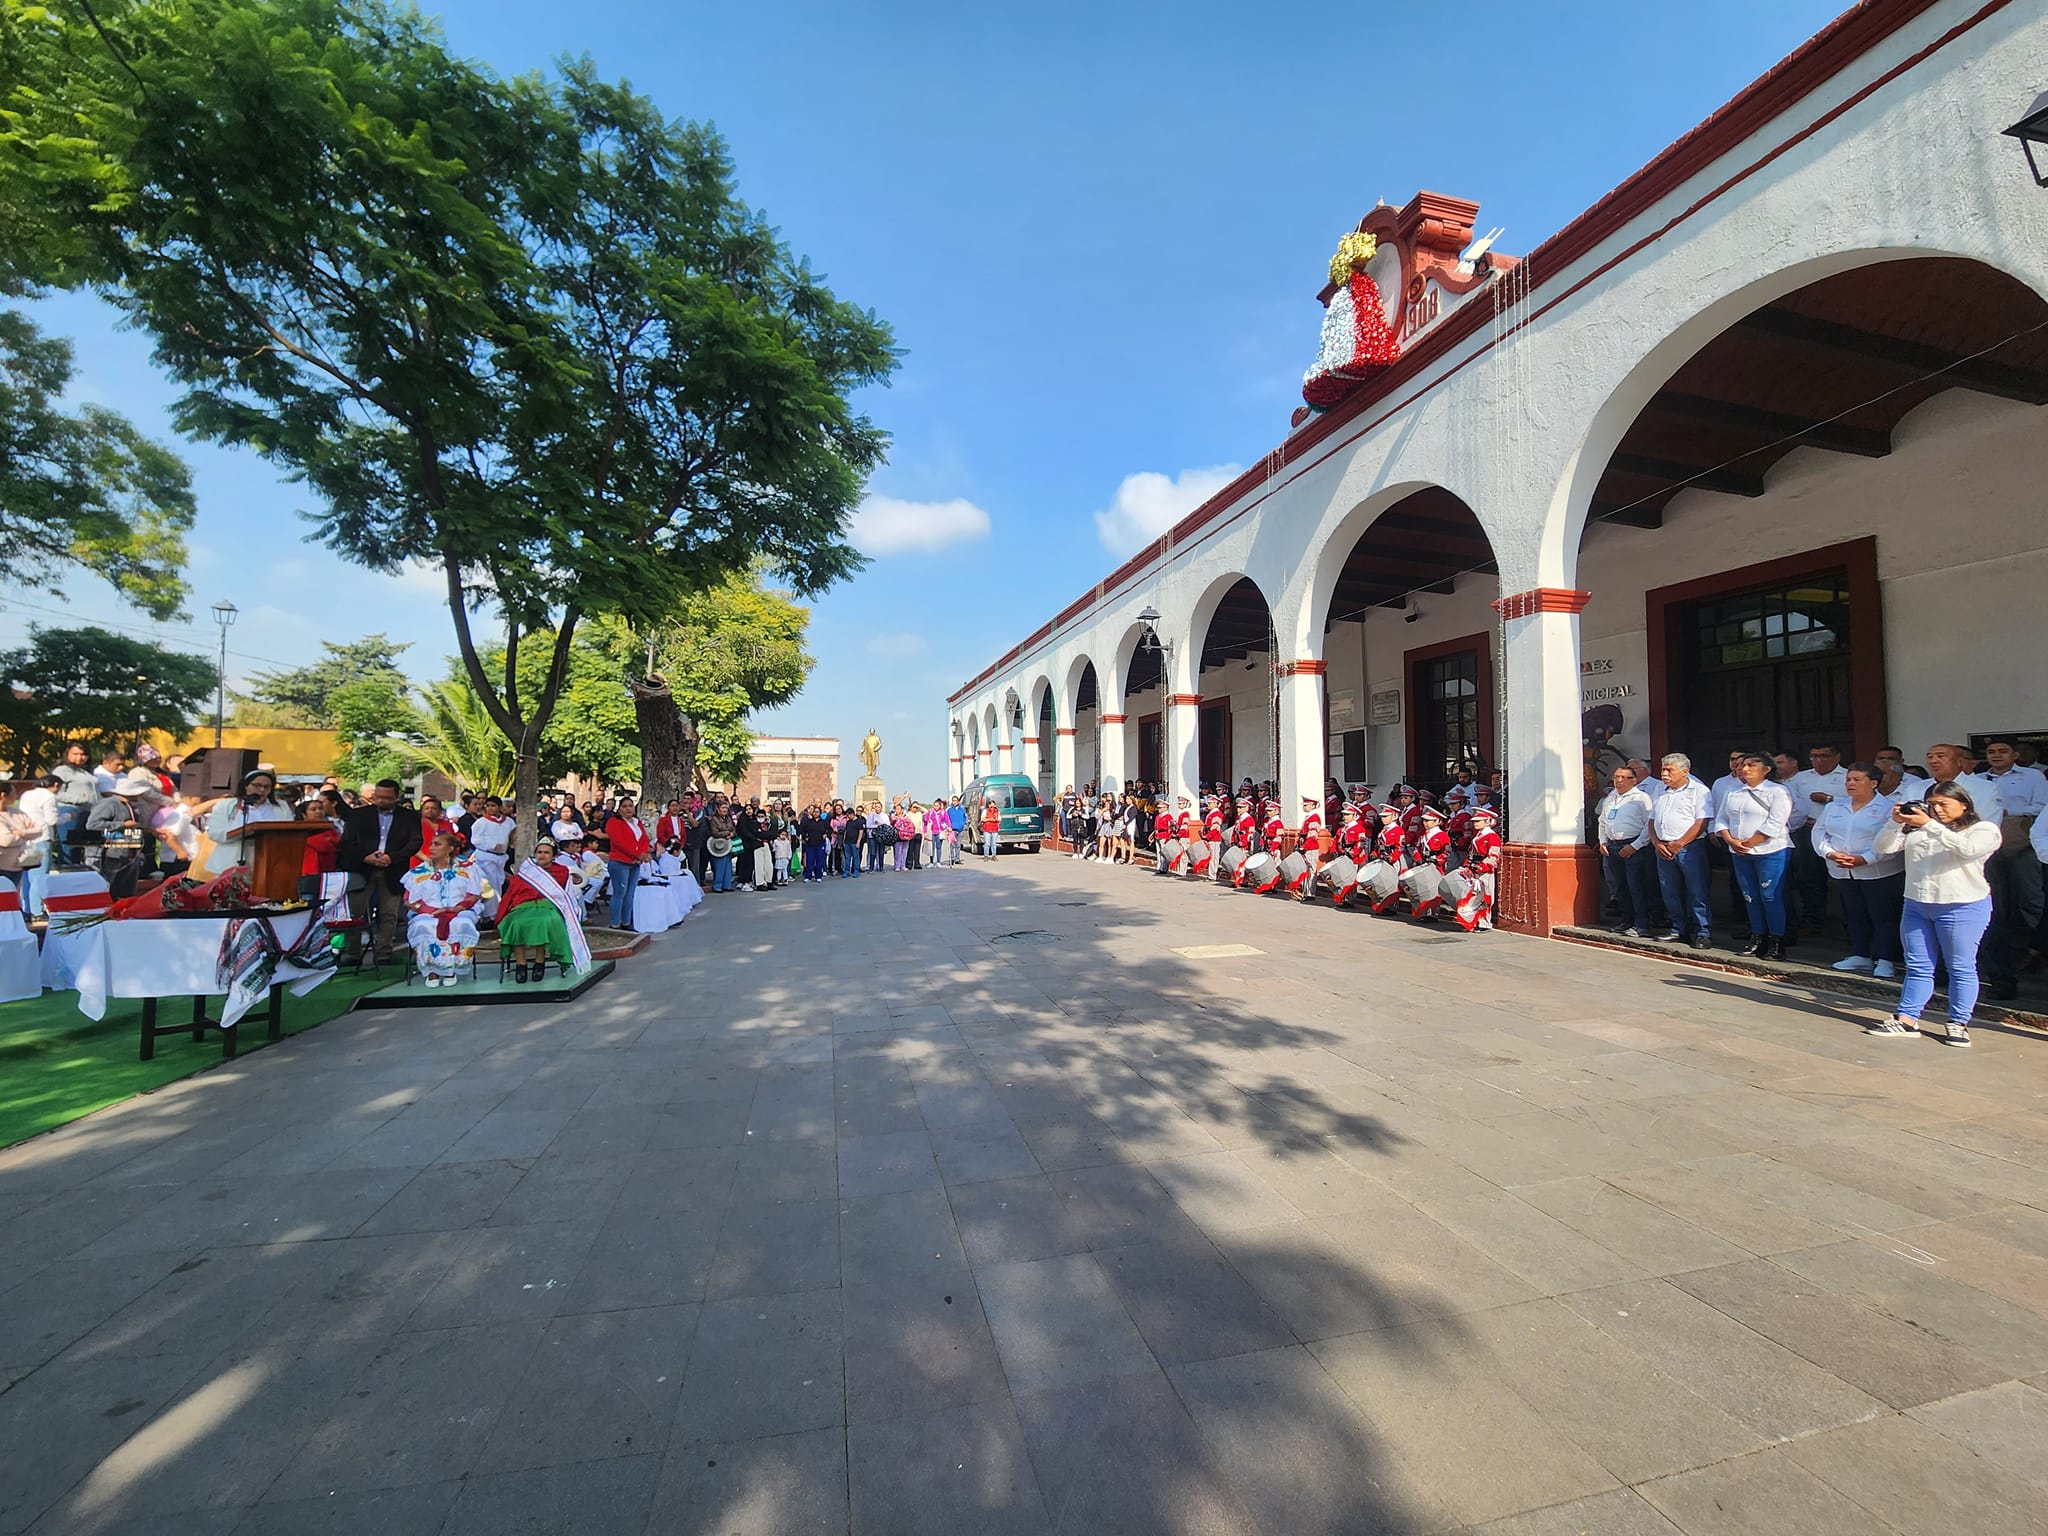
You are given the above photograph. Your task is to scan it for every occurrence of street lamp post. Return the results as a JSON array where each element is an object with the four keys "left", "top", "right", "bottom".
[{"left": 210, "top": 600, "right": 238, "bottom": 748}]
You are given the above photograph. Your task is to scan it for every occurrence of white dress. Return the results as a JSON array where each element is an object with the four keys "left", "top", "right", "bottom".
[
  {"left": 402, "top": 862, "right": 484, "bottom": 977},
  {"left": 467, "top": 815, "right": 514, "bottom": 915}
]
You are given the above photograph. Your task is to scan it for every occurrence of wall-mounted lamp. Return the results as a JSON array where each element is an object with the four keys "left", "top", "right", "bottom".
[{"left": 2006, "top": 92, "right": 2048, "bottom": 186}]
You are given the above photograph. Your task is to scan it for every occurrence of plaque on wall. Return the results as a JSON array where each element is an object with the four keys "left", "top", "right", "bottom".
[{"left": 1368, "top": 689, "right": 1402, "bottom": 726}]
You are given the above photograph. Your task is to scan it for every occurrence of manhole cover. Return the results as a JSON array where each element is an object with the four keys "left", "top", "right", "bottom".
[
  {"left": 988, "top": 930, "right": 1058, "bottom": 946},
  {"left": 1172, "top": 943, "right": 1265, "bottom": 959},
  {"left": 1057, "top": 901, "right": 1091, "bottom": 908},
  {"left": 1415, "top": 936, "right": 1464, "bottom": 945}
]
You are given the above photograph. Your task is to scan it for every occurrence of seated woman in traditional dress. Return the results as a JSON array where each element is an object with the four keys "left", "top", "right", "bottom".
[
  {"left": 494, "top": 838, "right": 591, "bottom": 983},
  {"left": 402, "top": 832, "right": 484, "bottom": 987}
]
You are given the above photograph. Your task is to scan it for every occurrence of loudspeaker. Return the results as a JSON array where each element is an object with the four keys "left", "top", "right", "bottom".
[{"left": 182, "top": 747, "right": 260, "bottom": 799}]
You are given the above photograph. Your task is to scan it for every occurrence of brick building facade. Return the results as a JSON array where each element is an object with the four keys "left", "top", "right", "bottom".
[{"left": 715, "top": 736, "right": 840, "bottom": 806}]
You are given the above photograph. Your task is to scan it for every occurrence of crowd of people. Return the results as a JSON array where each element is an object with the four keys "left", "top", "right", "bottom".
[
  {"left": 1593, "top": 737, "right": 2046, "bottom": 1047},
  {"left": 1050, "top": 772, "right": 1509, "bottom": 931}
]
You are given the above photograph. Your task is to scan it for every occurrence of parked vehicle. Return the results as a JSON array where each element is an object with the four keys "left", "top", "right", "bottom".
[{"left": 963, "top": 774, "right": 1045, "bottom": 852}]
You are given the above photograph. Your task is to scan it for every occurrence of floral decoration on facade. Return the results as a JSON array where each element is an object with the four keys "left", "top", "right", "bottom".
[{"left": 1303, "top": 230, "right": 1400, "bottom": 410}]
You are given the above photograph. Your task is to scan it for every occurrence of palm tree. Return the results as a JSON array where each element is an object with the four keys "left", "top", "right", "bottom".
[{"left": 404, "top": 679, "right": 515, "bottom": 798}]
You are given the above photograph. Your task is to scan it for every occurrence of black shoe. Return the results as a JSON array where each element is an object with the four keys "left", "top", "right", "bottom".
[
  {"left": 1688, "top": 934, "right": 1712, "bottom": 950},
  {"left": 1761, "top": 937, "right": 1786, "bottom": 962},
  {"left": 514, "top": 964, "right": 529, "bottom": 983},
  {"left": 1735, "top": 936, "right": 1763, "bottom": 957}
]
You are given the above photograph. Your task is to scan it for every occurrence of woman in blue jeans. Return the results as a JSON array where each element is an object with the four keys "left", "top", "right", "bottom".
[
  {"left": 1865, "top": 781, "right": 2001, "bottom": 1046},
  {"left": 1712, "top": 754, "right": 1794, "bottom": 960}
]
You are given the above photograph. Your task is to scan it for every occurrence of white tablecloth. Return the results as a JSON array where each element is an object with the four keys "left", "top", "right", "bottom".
[{"left": 69, "top": 911, "right": 330, "bottom": 1029}]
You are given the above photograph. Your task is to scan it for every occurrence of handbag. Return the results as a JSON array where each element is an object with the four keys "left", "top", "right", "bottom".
[{"left": 875, "top": 824, "right": 898, "bottom": 847}]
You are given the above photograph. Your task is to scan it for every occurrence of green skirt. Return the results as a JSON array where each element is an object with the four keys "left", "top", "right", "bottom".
[{"left": 497, "top": 899, "right": 570, "bottom": 963}]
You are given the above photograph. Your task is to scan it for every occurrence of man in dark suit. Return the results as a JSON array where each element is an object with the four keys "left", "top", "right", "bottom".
[{"left": 337, "top": 778, "right": 424, "bottom": 962}]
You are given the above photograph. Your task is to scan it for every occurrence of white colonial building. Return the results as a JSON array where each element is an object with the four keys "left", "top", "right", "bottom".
[{"left": 946, "top": 0, "right": 2048, "bottom": 933}]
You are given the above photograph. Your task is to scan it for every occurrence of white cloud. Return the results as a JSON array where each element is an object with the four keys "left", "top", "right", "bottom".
[
  {"left": 1093, "top": 465, "right": 1243, "bottom": 558},
  {"left": 866, "top": 631, "right": 927, "bottom": 659},
  {"left": 847, "top": 495, "right": 992, "bottom": 556}
]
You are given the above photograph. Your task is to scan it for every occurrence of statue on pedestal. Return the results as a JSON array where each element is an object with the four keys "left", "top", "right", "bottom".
[{"left": 855, "top": 728, "right": 886, "bottom": 810}]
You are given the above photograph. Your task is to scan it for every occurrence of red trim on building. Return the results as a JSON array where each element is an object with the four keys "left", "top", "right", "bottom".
[
  {"left": 946, "top": 0, "right": 1999, "bottom": 707},
  {"left": 1100, "top": 714, "right": 1128, "bottom": 725},
  {"left": 1056, "top": 727, "right": 1078, "bottom": 737},
  {"left": 1020, "top": 736, "right": 1040, "bottom": 746},
  {"left": 1498, "top": 843, "right": 1602, "bottom": 934},
  {"left": 1493, "top": 588, "right": 1592, "bottom": 620},
  {"left": 1276, "top": 660, "right": 1328, "bottom": 677},
  {"left": 1167, "top": 693, "right": 1203, "bottom": 706}
]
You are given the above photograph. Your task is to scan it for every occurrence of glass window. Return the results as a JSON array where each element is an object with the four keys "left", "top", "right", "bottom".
[
  {"left": 1006, "top": 785, "right": 1039, "bottom": 809},
  {"left": 1689, "top": 574, "right": 1848, "bottom": 672}
]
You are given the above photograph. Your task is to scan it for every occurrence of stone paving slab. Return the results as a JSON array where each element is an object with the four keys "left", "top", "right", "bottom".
[{"left": 3, "top": 852, "right": 2048, "bottom": 1532}]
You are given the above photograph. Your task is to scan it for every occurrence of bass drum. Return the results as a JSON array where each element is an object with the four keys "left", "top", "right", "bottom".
[
  {"left": 1157, "top": 838, "right": 1186, "bottom": 871},
  {"left": 1358, "top": 859, "right": 1401, "bottom": 910},
  {"left": 1219, "top": 844, "right": 1249, "bottom": 880},
  {"left": 1183, "top": 838, "right": 1212, "bottom": 875},
  {"left": 1399, "top": 864, "right": 1444, "bottom": 913},
  {"left": 1276, "top": 851, "right": 1309, "bottom": 892},
  {"left": 1438, "top": 870, "right": 1473, "bottom": 912},
  {"left": 1320, "top": 855, "right": 1360, "bottom": 903},
  {"left": 1240, "top": 851, "right": 1278, "bottom": 892}
]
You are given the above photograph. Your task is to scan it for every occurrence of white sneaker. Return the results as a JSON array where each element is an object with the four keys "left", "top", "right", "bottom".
[
  {"left": 1863, "top": 1016, "right": 1917, "bottom": 1038},
  {"left": 1873, "top": 960, "right": 1896, "bottom": 979},
  {"left": 1831, "top": 956, "right": 1877, "bottom": 973},
  {"left": 1943, "top": 1022, "right": 1972, "bottom": 1048}
]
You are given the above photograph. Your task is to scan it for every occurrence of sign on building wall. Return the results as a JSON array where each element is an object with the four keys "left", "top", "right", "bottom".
[
  {"left": 1580, "top": 640, "right": 1650, "bottom": 790},
  {"left": 1328, "top": 689, "right": 1359, "bottom": 730},
  {"left": 1368, "top": 689, "right": 1402, "bottom": 726}
]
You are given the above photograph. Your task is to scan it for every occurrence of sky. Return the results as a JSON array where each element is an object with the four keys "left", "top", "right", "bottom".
[{"left": 19, "top": 0, "right": 1853, "bottom": 798}]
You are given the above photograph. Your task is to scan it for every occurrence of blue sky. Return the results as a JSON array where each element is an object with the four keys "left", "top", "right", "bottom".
[{"left": 22, "top": 0, "right": 1850, "bottom": 796}]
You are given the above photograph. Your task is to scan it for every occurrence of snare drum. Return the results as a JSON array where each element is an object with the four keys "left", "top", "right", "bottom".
[
  {"left": 1321, "top": 855, "right": 1360, "bottom": 904},
  {"left": 1184, "top": 838, "right": 1213, "bottom": 876},
  {"left": 1399, "top": 864, "right": 1444, "bottom": 915},
  {"left": 1241, "top": 851, "right": 1278, "bottom": 892},
  {"left": 1359, "top": 859, "right": 1401, "bottom": 911},
  {"left": 1158, "top": 837, "right": 1186, "bottom": 871},
  {"left": 1276, "top": 851, "right": 1309, "bottom": 893},
  {"left": 1220, "top": 845, "right": 1248, "bottom": 883}
]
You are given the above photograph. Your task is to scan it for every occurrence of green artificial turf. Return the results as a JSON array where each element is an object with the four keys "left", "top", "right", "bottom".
[{"left": 0, "top": 970, "right": 392, "bottom": 1149}]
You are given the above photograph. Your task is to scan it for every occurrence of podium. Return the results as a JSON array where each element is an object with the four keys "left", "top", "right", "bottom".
[{"left": 238, "top": 821, "right": 323, "bottom": 902}]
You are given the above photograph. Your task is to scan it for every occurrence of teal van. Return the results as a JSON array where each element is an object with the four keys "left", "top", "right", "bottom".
[{"left": 963, "top": 774, "right": 1046, "bottom": 852}]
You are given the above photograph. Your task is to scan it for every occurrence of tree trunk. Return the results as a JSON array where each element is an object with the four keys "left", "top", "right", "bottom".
[
  {"left": 511, "top": 720, "right": 544, "bottom": 863},
  {"left": 632, "top": 672, "right": 698, "bottom": 808}
]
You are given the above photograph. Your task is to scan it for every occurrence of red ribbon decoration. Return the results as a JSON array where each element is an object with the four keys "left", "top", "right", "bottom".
[
  {"left": 0, "top": 890, "right": 19, "bottom": 914},
  {"left": 43, "top": 892, "right": 112, "bottom": 913}
]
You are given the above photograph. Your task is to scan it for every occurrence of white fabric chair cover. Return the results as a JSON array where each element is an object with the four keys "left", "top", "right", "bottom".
[
  {"left": 39, "top": 868, "right": 112, "bottom": 992},
  {"left": 0, "top": 886, "right": 37, "bottom": 1002}
]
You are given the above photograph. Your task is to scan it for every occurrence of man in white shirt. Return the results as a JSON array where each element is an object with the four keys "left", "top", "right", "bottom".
[
  {"left": 1874, "top": 746, "right": 1931, "bottom": 803},
  {"left": 93, "top": 749, "right": 127, "bottom": 796},
  {"left": 1648, "top": 753, "right": 1714, "bottom": 948},
  {"left": 1977, "top": 737, "right": 2044, "bottom": 1001},
  {"left": 1596, "top": 766, "right": 1657, "bottom": 936},
  {"left": 1714, "top": 753, "right": 1794, "bottom": 960},
  {"left": 1787, "top": 744, "right": 1848, "bottom": 936},
  {"left": 1707, "top": 749, "right": 1750, "bottom": 925}
]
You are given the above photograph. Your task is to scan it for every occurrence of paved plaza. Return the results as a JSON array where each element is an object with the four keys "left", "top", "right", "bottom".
[{"left": 3, "top": 856, "right": 2047, "bottom": 1534}]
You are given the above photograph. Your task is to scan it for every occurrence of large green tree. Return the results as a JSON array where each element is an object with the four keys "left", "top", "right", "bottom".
[
  {"left": 4, "top": 0, "right": 893, "bottom": 852},
  {"left": 240, "top": 633, "right": 413, "bottom": 729},
  {"left": 0, "top": 306, "right": 195, "bottom": 619},
  {"left": 630, "top": 570, "right": 813, "bottom": 801},
  {"left": 0, "top": 624, "right": 214, "bottom": 768}
]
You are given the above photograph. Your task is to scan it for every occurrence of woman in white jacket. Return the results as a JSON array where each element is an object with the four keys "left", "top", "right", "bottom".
[{"left": 1865, "top": 780, "right": 2001, "bottom": 1046}]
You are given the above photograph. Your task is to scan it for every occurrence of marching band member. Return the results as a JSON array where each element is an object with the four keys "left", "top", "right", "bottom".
[
  {"left": 1247, "top": 797, "right": 1288, "bottom": 895},
  {"left": 1453, "top": 804, "right": 1504, "bottom": 931},
  {"left": 1290, "top": 793, "right": 1323, "bottom": 900},
  {"left": 1196, "top": 795, "right": 1225, "bottom": 880},
  {"left": 1364, "top": 803, "right": 1408, "bottom": 913},
  {"left": 1406, "top": 803, "right": 1454, "bottom": 920},
  {"left": 1324, "top": 800, "right": 1370, "bottom": 905},
  {"left": 1230, "top": 797, "right": 1259, "bottom": 888},
  {"left": 1151, "top": 798, "right": 1176, "bottom": 875}
]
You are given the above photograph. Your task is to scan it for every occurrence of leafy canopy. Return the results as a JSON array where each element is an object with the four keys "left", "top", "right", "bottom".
[
  {"left": 0, "top": 307, "right": 194, "bottom": 619},
  {"left": 242, "top": 633, "right": 413, "bottom": 729},
  {"left": 3, "top": 0, "right": 893, "bottom": 833},
  {"left": 0, "top": 624, "right": 215, "bottom": 768},
  {"left": 646, "top": 570, "right": 813, "bottom": 785}
]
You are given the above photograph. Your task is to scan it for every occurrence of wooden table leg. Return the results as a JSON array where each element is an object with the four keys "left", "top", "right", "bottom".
[{"left": 139, "top": 996, "right": 157, "bottom": 1062}]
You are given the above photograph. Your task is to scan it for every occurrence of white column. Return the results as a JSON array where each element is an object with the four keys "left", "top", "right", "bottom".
[
  {"left": 1275, "top": 661, "right": 1326, "bottom": 819},
  {"left": 1098, "top": 714, "right": 1128, "bottom": 790},
  {"left": 1167, "top": 696, "right": 1201, "bottom": 807},
  {"left": 1497, "top": 594, "right": 1587, "bottom": 847},
  {"left": 1019, "top": 734, "right": 1041, "bottom": 784},
  {"left": 996, "top": 738, "right": 1014, "bottom": 773}
]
